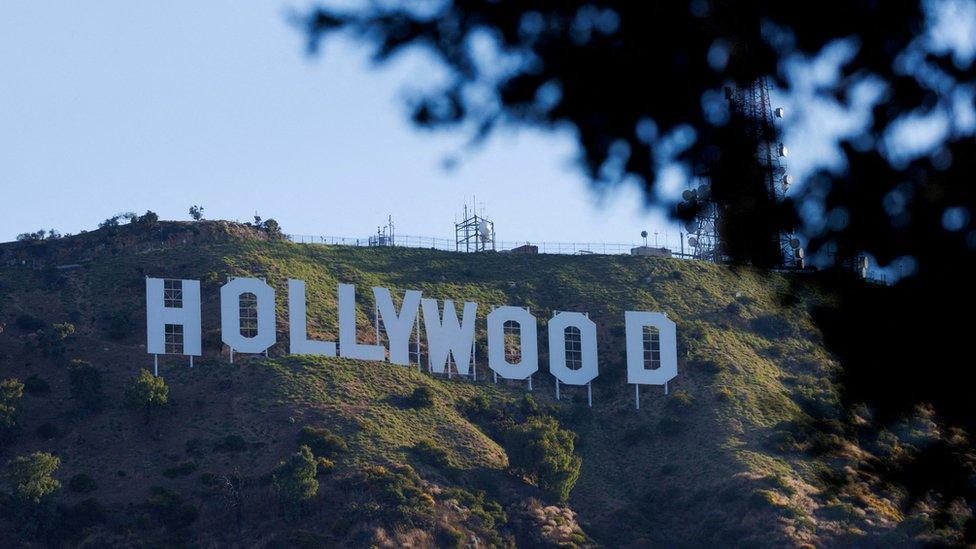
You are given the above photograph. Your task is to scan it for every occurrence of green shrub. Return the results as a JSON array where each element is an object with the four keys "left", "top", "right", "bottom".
[
  {"left": 198, "top": 472, "right": 220, "bottom": 488},
  {"left": 505, "top": 416, "right": 582, "bottom": 503},
  {"left": 262, "top": 219, "right": 284, "bottom": 239},
  {"left": 360, "top": 464, "right": 434, "bottom": 527},
  {"left": 137, "top": 210, "right": 159, "bottom": 229},
  {"left": 442, "top": 487, "right": 507, "bottom": 533},
  {"left": 145, "top": 486, "right": 199, "bottom": 531},
  {"left": 520, "top": 394, "right": 540, "bottom": 416},
  {"left": 315, "top": 457, "right": 335, "bottom": 476},
  {"left": 214, "top": 434, "right": 249, "bottom": 452},
  {"left": 413, "top": 439, "right": 450, "bottom": 469},
  {"left": 67, "top": 360, "right": 103, "bottom": 412},
  {"left": 124, "top": 369, "right": 169, "bottom": 423},
  {"left": 664, "top": 390, "right": 695, "bottom": 412},
  {"left": 5, "top": 452, "right": 61, "bottom": 504},
  {"left": 658, "top": 391, "right": 695, "bottom": 435},
  {"left": 464, "top": 394, "right": 491, "bottom": 416},
  {"left": 436, "top": 526, "right": 466, "bottom": 548},
  {"left": 59, "top": 497, "right": 107, "bottom": 537},
  {"left": 407, "top": 386, "right": 436, "bottom": 408},
  {"left": 23, "top": 375, "right": 50, "bottom": 395},
  {"left": 162, "top": 461, "right": 197, "bottom": 478},
  {"left": 37, "top": 322, "right": 74, "bottom": 358},
  {"left": 68, "top": 473, "right": 98, "bottom": 493},
  {"left": 622, "top": 424, "right": 653, "bottom": 446},
  {"left": 658, "top": 415, "right": 685, "bottom": 436},
  {"left": 3, "top": 452, "right": 60, "bottom": 538},
  {"left": 0, "top": 378, "right": 24, "bottom": 443},
  {"left": 273, "top": 445, "right": 319, "bottom": 520},
  {"left": 297, "top": 426, "right": 348, "bottom": 458}
]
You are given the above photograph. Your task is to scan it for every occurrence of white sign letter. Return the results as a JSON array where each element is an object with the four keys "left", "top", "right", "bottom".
[
  {"left": 547, "top": 312, "right": 598, "bottom": 385},
  {"left": 422, "top": 299, "right": 477, "bottom": 374},
  {"left": 338, "top": 283, "right": 384, "bottom": 361},
  {"left": 625, "top": 311, "right": 677, "bottom": 385},
  {"left": 146, "top": 278, "right": 201, "bottom": 356},
  {"left": 486, "top": 306, "right": 538, "bottom": 380},
  {"left": 288, "top": 279, "right": 336, "bottom": 356},
  {"left": 220, "top": 278, "right": 276, "bottom": 354},
  {"left": 374, "top": 287, "right": 421, "bottom": 365}
]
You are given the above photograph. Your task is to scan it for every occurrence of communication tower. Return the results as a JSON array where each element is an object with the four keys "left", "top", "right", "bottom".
[
  {"left": 683, "top": 78, "right": 803, "bottom": 268},
  {"left": 683, "top": 179, "right": 723, "bottom": 263},
  {"left": 455, "top": 200, "right": 495, "bottom": 252}
]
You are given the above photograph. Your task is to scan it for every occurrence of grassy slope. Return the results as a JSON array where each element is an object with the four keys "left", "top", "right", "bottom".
[{"left": 0, "top": 222, "right": 914, "bottom": 547}]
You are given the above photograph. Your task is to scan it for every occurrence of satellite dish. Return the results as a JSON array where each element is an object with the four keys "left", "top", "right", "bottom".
[
  {"left": 697, "top": 184, "right": 711, "bottom": 199},
  {"left": 775, "top": 107, "right": 785, "bottom": 118},
  {"left": 641, "top": 230, "right": 648, "bottom": 239},
  {"left": 681, "top": 189, "right": 695, "bottom": 201},
  {"left": 778, "top": 143, "right": 789, "bottom": 157},
  {"left": 782, "top": 174, "right": 793, "bottom": 190},
  {"left": 688, "top": 236, "right": 699, "bottom": 247},
  {"left": 790, "top": 238, "right": 800, "bottom": 249},
  {"left": 684, "top": 221, "right": 697, "bottom": 233}
]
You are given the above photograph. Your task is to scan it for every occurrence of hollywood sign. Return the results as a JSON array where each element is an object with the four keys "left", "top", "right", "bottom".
[{"left": 146, "top": 278, "right": 677, "bottom": 407}]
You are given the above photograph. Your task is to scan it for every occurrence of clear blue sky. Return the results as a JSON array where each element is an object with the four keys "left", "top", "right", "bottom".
[
  {"left": 0, "top": 1, "right": 689, "bottom": 246},
  {"left": 4, "top": 2, "right": 921, "bottom": 249}
]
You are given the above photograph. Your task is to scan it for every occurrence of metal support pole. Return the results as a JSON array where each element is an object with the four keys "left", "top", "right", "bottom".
[
  {"left": 415, "top": 315, "right": 421, "bottom": 372},
  {"left": 526, "top": 306, "right": 532, "bottom": 392},
  {"left": 556, "top": 378, "right": 560, "bottom": 400},
  {"left": 374, "top": 302, "right": 380, "bottom": 348},
  {"left": 189, "top": 355, "right": 194, "bottom": 369},
  {"left": 665, "top": 381, "right": 669, "bottom": 395},
  {"left": 588, "top": 382, "right": 592, "bottom": 407},
  {"left": 635, "top": 384, "right": 640, "bottom": 410},
  {"left": 230, "top": 347, "right": 234, "bottom": 364},
  {"left": 154, "top": 354, "right": 158, "bottom": 377},
  {"left": 493, "top": 371, "right": 497, "bottom": 384}
]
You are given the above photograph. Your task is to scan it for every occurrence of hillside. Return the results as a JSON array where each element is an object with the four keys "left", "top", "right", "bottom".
[{"left": 0, "top": 220, "right": 949, "bottom": 547}]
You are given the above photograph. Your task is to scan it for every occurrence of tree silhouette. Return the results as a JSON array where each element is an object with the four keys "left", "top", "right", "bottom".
[{"left": 300, "top": 0, "right": 976, "bottom": 538}]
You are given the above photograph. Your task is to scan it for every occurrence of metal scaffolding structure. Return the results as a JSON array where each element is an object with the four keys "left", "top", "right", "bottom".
[
  {"left": 455, "top": 203, "right": 495, "bottom": 253},
  {"left": 368, "top": 215, "right": 396, "bottom": 247}
]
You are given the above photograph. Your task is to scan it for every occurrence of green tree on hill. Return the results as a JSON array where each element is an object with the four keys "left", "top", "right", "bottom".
[
  {"left": 0, "top": 378, "right": 25, "bottom": 444},
  {"left": 125, "top": 369, "right": 169, "bottom": 423},
  {"left": 36, "top": 322, "right": 74, "bottom": 359},
  {"left": 407, "top": 386, "right": 436, "bottom": 408},
  {"left": 4, "top": 452, "right": 61, "bottom": 537},
  {"left": 262, "top": 218, "right": 284, "bottom": 239},
  {"left": 272, "top": 445, "right": 319, "bottom": 520},
  {"left": 296, "top": 426, "right": 348, "bottom": 458},
  {"left": 505, "top": 416, "right": 582, "bottom": 504},
  {"left": 67, "top": 360, "right": 104, "bottom": 412},
  {"left": 137, "top": 210, "right": 159, "bottom": 229}
]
